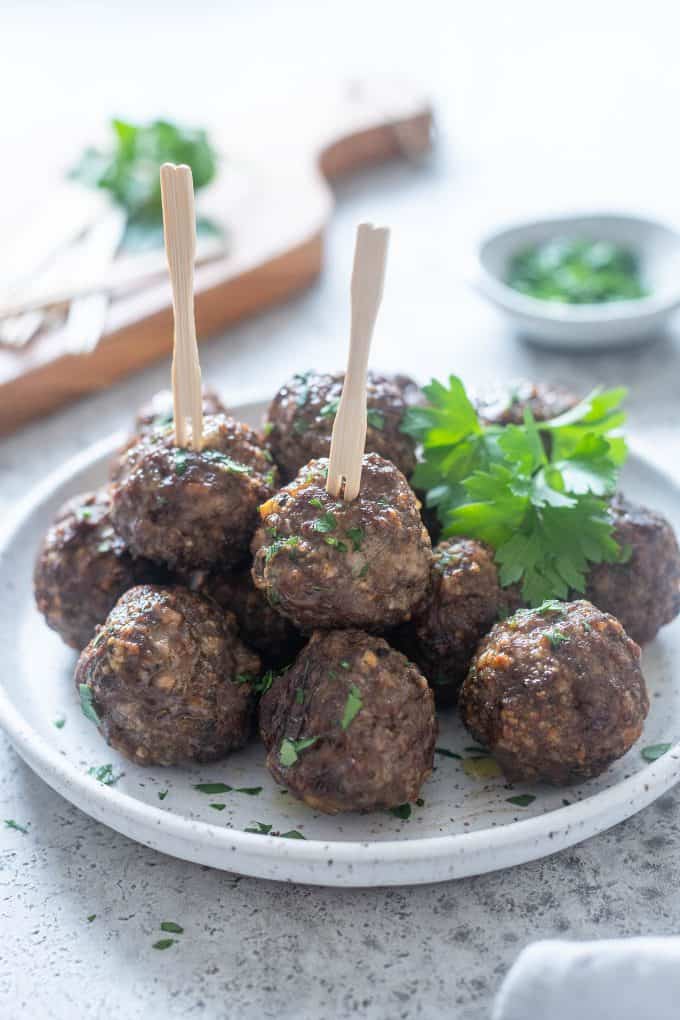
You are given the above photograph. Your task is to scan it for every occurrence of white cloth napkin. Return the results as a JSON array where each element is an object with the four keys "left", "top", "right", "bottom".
[{"left": 493, "top": 937, "right": 680, "bottom": 1020}]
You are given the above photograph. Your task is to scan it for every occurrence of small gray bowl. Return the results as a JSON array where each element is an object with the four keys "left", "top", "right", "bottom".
[{"left": 474, "top": 213, "right": 680, "bottom": 349}]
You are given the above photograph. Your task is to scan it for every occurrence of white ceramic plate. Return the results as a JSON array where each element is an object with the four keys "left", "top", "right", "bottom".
[{"left": 1, "top": 401, "right": 680, "bottom": 887}]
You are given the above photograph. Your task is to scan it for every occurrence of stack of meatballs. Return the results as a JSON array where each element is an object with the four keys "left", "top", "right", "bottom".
[{"left": 34, "top": 374, "right": 680, "bottom": 814}]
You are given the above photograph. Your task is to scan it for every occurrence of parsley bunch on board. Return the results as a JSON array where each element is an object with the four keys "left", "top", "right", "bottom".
[
  {"left": 71, "top": 118, "right": 219, "bottom": 244},
  {"left": 402, "top": 377, "right": 629, "bottom": 604}
]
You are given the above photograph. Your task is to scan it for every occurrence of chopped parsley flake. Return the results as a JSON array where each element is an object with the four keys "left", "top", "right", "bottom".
[
  {"left": 254, "top": 670, "right": 275, "bottom": 695},
  {"left": 389, "top": 803, "right": 412, "bottom": 820},
  {"left": 293, "top": 419, "right": 308, "bottom": 434},
  {"left": 320, "top": 398, "right": 340, "bottom": 419},
  {"left": 152, "top": 938, "right": 176, "bottom": 950},
  {"left": 79, "top": 684, "right": 100, "bottom": 725},
  {"left": 416, "top": 798, "right": 425, "bottom": 807},
  {"left": 4, "top": 819, "right": 28, "bottom": 834},
  {"left": 324, "top": 536, "right": 348, "bottom": 552},
  {"left": 263, "top": 421, "right": 274, "bottom": 437},
  {"left": 194, "top": 782, "right": 231, "bottom": 794},
  {"left": 280, "top": 830, "right": 306, "bottom": 839},
  {"left": 356, "top": 563, "right": 370, "bottom": 578},
  {"left": 279, "top": 736, "right": 318, "bottom": 767},
  {"left": 210, "top": 803, "right": 226, "bottom": 811},
  {"left": 295, "top": 688, "right": 305, "bottom": 704},
  {"left": 367, "top": 408, "right": 385, "bottom": 430},
  {"left": 160, "top": 921, "right": 184, "bottom": 934},
  {"left": 340, "top": 686, "right": 363, "bottom": 730},
  {"left": 641, "top": 743, "right": 672, "bottom": 762},
  {"left": 309, "top": 497, "right": 324, "bottom": 509},
  {"left": 88, "top": 764, "right": 123, "bottom": 786},
  {"left": 535, "top": 600, "right": 567, "bottom": 615},
  {"left": 340, "top": 660, "right": 351, "bottom": 670},
  {"left": 546, "top": 629, "right": 569, "bottom": 649},
  {"left": 87, "top": 914, "right": 96, "bottom": 923},
  {"left": 234, "top": 673, "right": 254, "bottom": 685},
  {"left": 313, "top": 511, "right": 337, "bottom": 534},
  {"left": 158, "top": 790, "right": 168, "bottom": 801},
  {"left": 346, "top": 526, "right": 364, "bottom": 551},
  {"left": 174, "top": 450, "right": 188, "bottom": 475},
  {"left": 53, "top": 717, "right": 66, "bottom": 729},
  {"left": 507, "top": 794, "right": 536, "bottom": 808},
  {"left": 245, "top": 821, "right": 272, "bottom": 835},
  {"left": 265, "top": 536, "right": 300, "bottom": 563},
  {"left": 77, "top": 507, "right": 93, "bottom": 521},
  {"left": 202, "top": 450, "right": 251, "bottom": 475}
]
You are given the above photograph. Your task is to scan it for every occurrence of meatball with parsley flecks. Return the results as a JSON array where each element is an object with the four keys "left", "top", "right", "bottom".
[
  {"left": 110, "top": 414, "right": 277, "bottom": 572},
  {"left": 459, "top": 600, "right": 648, "bottom": 785},
  {"left": 585, "top": 495, "right": 680, "bottom": 645},
  {"left": 265, "top": 370, "right": 420, "bottom": 482},
  {"left": 251, "top": 452, "right": 432, "bottom": 632},
  {"left": 182, "top": 565, "right": 304, "bottom": 669},
  {"left": 75, "top": 585, "right": 260, "bottom": 766},
  {"left": 134, "top": 385, "right": 226, "bottom": 435},
  {"left": 259, "top": 629, "right": 436, "bottom": 813},
  {"left": 34, "top": 488, "right": 159, "bottom": 650},
  {"left": 401, "top": 537, "right": 524, "bottom": 703}
]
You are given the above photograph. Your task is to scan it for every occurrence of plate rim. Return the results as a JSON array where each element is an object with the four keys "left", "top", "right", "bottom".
[{"left": 2, "top": 420, "right": 680, "bottom": 883}]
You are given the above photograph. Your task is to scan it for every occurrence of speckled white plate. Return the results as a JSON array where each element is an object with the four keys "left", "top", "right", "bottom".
[{"left": 1, "top": 401, "right": 680, "bottom": 887}]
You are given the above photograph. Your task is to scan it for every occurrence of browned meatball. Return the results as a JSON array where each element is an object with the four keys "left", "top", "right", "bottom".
[
  {"left": 459, "top": 600, "right": 648, "bottom": 785},
  {"left": 405, "top": 538, "right": 523, "bottom": 703},
  {"left": 259, "top": 629, "right": 436, "bottom": 813},
  {"left": 134, "top": 386, "right": 226, "bottom": 434},
  {"left": 183, "top": 566, "right": 304, "bottom": 669},
  {"left": 474, "top": 379, "right": 579, "bottom": 427},
  {"left": 585, "top": 495, "right": 680, "bottom": 645},
  {"left": 251, "top": 453, "right": 432, "bottom": 632},
  {"left": 265, "top": 370, "right": 419, "bottom": 481},
  {"left": 110, "top": 414, "right": 277, "bottom": 572},
  {"left": 34, "top": 489, "right": 158, "bottom": 650},
  {"left": 75, "top": 585, "right": 260, "bottom": 765}
]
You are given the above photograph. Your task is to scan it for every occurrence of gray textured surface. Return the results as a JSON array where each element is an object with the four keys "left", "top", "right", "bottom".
[{"left": 2, "top": 2, "right": 680, "bottom": 1018}]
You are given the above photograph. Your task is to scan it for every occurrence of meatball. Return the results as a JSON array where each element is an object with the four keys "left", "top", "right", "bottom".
[
  {"left": 259, "top": 629, "right": 436, "bottom": 813},
  {"left": 183, "top": 566, "right": 304, "bottom": 669},
  {"left": 474, "top": 379, "right": 579, "bottom": 427},
  {"left": 585, "top": 495, "right": 680, "bottom": 645},
  {"left": 75, "top": 585, "right": 260, "bottom": 765},
  {"left": 110, "top": 414, "right": 277, "bottom": 572},
  {"left": 251, "top": 453, "right": 432, "bottom": 632},
  {"left": 134, "top": 386, "right": 226, "bottom": 434},
  {"left": 459, "top": 600, "right": 648, "bottom": 785},
  {"left": 34, "top": 489, "right": 157, "bottom": 650},
  {"left": 405, "top": 538, "right": 523, "bottom": 703},
  {"left": 265, "top": 370, "right": 419, "bottom": 481}
]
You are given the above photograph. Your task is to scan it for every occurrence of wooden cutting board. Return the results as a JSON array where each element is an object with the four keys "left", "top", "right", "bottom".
[{"left": 0, "top": 78, "right": 432, "bottom": 436}]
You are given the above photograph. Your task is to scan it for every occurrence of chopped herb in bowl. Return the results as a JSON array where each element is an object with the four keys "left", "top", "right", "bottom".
[{"left": 507, "top": 238, "right": 648, "bottom": 305}]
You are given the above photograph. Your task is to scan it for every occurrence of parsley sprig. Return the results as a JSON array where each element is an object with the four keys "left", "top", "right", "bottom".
[{"left": 403, "top": 377, "right": 628, "bottom": 604}]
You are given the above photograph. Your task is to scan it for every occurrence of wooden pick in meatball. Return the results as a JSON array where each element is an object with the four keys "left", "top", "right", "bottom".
[
  {"left": 75, "top": 585, "right": 260, "bottom": 766},
  {"left": 264, "top": 370, "right": 420, "bottom": 482},
  {"left": 34, "top": 488, "right": 158, "bottom": 650},
  {"left": 405, "top": 538, "right": 523, "bottom": 703},
  {"left": 585, "top": 495, "right": 680, "bottom": 645},
  {"left": 182, "top": 565, "right": 304, "bottom": 670},
  {"left": 134, "top": 385, "right": 226, "bottom": 434},
  {"left": 259, "top": 629, "right": 437, "bottom": 813},
  {"left": 251, "top": 453, "right": 432, "bottom": 632},
  {"left": 459, "top": 600, "right": 649, "bottom": 785},
  {"left": 110, "top": 413, "right": 277, "bottom": 572}
]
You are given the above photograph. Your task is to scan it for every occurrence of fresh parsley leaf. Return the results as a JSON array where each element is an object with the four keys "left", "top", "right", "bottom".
[
  {"left": 340, "top": 686, "right": 362, "bottom": 730},
  {"left": 160, "top": 921, "right": 184, "bottom": 934},
  {"left": 71, "top": 118, "right": 218, "bottom": 225},
  {"left": 79, "top": 684, "right": 100, "bottom": 725},
  {"left": 279, "top": 736, "right": 318, "bottom": 767},
  {"left": 641, "top": 743, "right": 672, "bottom": 762}
]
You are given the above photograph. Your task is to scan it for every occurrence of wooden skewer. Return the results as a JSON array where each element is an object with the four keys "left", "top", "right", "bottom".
[
  {"left": 160, "top": 163, "right": 204, "bottom": 451},
  {"left": 326, "top": 222, "right": 390, "bottom": 501}
]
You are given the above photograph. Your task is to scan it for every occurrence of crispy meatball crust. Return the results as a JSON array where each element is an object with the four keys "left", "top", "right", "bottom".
[
  {"left": 75, "top": 585, "right": 260, "bottom": 766},
  {"left": 459, "top": 600, "right": 648, "bottom": 785},
  {"left": 408, "top": 538, "right": 523, "bottom": 703},
  {"left": 265, "top": 370, "right": 419, "bottom": 481},
  {"left": 110, "top": 414, "right": 277, "bottom": 572},
  {"left": 259, "top": 629, "right": 436, "bottom": 813},
  {"left": 34, "top": 489, "right": 157, "bottom": 650},
  {"left": 251, "top": 453, "right": 432, "bottom": 632},
  {"left": 474, "top": 379, "right": 579, "bottom": 427},
  {"left": 586, "top": 496, "right": 680, "bottom": 645},
  {"left": 183, "top": 567, "right": 304, "bottom": 669},
  {"left": 134, "top": 386, "right": 226, "bottom": 434}
]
